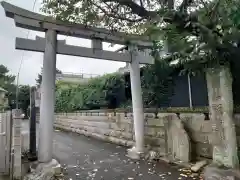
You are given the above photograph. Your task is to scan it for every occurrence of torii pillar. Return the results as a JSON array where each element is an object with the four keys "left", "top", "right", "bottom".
[
  {"left": 1, "top": 0, "right": 154, "bottom": 162},
  {"left": 127, "top": 45, "right": 145, "bottom": 157},
  {"left": 38, "top": 30, "right": 57, "bottom": 162}
]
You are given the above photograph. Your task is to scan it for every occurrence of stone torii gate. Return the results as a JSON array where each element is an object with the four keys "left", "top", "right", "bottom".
[{"left": 1, "top": 2, "right": 154, "bottom": 163}]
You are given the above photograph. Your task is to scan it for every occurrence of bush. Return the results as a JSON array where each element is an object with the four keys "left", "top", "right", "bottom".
[
  {"left": 141, "top": 60, "right": 175, "bottom": 108},
  {"left": 55, "top": 60, "right": 178, "bottom": 112},
  {"left": 55, "top": 73, "right": 126, "bottom": 112}
]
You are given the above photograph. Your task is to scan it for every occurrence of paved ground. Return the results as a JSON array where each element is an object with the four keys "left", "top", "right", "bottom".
[{"left": 22, "top": 121, "right": 202, "bottom": 180}]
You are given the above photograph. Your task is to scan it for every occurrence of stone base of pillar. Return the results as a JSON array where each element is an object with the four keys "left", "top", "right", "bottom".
[
  {"left": 126, "top": 146, "right": 145, "bottom": 160},
  {"left": 23, "top": 159, "right": 62, "bottom": 180},
  {"left": 203, "top": 165, "right": 240, "bottom": 180}
]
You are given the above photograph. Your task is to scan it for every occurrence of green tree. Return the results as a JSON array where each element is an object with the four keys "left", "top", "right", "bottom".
[
  {"left": 0, "top": 65, "right": 16, "bottom": 109},
  {"left": 142, "top": 59, "right": 174, "bottom": 109},
  {"left": 55, "top": 73, "right": 126, "bottom": 112},
  {"left": 0, "top": 65, "right": 15, "bottom": 85},
  {"left": 17, "top": 85, "right": 30, "bottom": 117},
  {"left": 36, "top": 67, "right": 62, "bottom": 87},
  {"left": 0, "top": 65, "right": 30, "bottom": 114},
  {"left": 42, "top": 0, "right": 240, "bottom": 167}
]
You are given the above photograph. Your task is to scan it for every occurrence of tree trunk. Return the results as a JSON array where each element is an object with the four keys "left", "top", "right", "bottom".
[{"left": 206, "top": 66, "right": 239, "bottom": 168}]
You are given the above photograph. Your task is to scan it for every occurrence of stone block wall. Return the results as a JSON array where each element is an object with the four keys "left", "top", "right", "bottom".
[
  {"left": 12, "top": 109, "right": 22, "bottom": 179},
  {"left": 54, "top": 111, "right": 167, "bottom": 154},
  {"left": 180, "top": 113, "right": 213, "bottom": 158},
  {"left": 36, "top": 110, "right": 240, "bottom": 159},
  {"left": 53, "top": 110, "right": 214, "bottom": 158},
  {"left": 234, "top": 114, "right": 240, "bottom": 146}
]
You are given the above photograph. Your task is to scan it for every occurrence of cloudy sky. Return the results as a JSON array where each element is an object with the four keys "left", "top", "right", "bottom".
[{"left": 0, "top": 0, "right": 125, "bottom": 85}]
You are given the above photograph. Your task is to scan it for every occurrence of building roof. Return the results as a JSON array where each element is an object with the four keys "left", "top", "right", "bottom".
[{"left": 0, "top": 87, "right": 7, "bottom": 93}]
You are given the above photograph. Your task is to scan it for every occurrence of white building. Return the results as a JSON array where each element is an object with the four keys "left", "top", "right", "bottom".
[{"left": 56, "top": 73, "right": 99, "bottom": 84}]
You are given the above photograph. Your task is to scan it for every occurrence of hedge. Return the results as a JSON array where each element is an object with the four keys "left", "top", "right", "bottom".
[{"left": 55, "top": 61, "right": 175, "bottom": 112}]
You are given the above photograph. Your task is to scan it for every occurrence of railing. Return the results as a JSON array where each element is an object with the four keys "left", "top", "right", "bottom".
[{"left": 56, "top": 72, "right": 100, "bottom": 79}]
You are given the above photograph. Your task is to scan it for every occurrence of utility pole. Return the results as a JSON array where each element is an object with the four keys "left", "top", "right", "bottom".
[
  {"left": 187, "top": 74, "right": 193, "bottom": 109},
  {"left": 29, "top": 86, "right": 37, "bottom": 161}
]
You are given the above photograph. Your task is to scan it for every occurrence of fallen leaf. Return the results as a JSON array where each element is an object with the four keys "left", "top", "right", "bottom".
[{"left": 180, "top": 173, "right": 188, "bottom": 177}]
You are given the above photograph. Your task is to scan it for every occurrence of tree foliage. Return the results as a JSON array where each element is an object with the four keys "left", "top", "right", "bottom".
[
  {"left": 0, "top": 65, "right": 30, "bottom": 113},
  {"left": 141, "top": 58, "right": 174, "bottom": 108},
  {"left": 42, "top": 0, "right": 240, "bottom": 72},
  {"left": 17, "top": 85, "right": 30, "bottom": 116},
  {"left": 36, "top": 67, "right": 62, "bottom": 87},
  {"left": 55, "top": 73, "right": 126, "bottom": 112},
  {"left": 55, "top": 62, "right": 176, "bottom": 112},
  {"left": 0, "top": 65, "right": 16, "bottom": 109}
]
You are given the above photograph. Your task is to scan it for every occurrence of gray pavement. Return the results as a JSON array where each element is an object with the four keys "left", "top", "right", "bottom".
[{"left": 22, "top": 121, "right": 201, "bottom": 180}]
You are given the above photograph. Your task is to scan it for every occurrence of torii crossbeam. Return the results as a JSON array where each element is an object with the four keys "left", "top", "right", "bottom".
[
  {"left": 1, "top": 1, "right": 154, "bottom": 163},
  {"left": 16, "top": 36, "right": 154, "bottom": 64}
]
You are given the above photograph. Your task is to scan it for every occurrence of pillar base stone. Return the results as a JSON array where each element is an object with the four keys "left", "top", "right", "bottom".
[
  {"left": 23, "top": 159, "right": 62, "bottom": 180},
  {"left": 203, "top": 165, "right": 240, "bottom": 180},
  {"left": 127, "top": 146, "right": 145, "bottom": 160}
]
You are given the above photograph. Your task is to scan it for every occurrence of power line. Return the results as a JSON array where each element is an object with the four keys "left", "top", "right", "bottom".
[{"left": 16, "top": 0, "right": 38, "bottom": 109}]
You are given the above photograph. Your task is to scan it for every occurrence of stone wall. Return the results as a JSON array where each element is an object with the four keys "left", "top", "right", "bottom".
[
  {"left": 52, "top": 111, "right": 214, "bottom": 158},
  {"left": 36, "top": 110, "right": 240, "bottom": 159},
  {"left": 12, "top": 109, "right": 22, "bottom": 179}
]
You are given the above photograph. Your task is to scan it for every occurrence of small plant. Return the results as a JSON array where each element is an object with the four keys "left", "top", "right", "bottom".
[{"left": 21, "top": 149, "right": 29, "bottom": 162}]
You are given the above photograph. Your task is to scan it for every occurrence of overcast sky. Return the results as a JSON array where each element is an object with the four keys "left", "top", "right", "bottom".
[{"left": 0, "top": 0, "right": 125, "bottom": 85}]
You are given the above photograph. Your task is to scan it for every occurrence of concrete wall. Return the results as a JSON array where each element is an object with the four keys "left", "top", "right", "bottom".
[{"left": 36, "top": 110, "right": 240, "bottom": 159}]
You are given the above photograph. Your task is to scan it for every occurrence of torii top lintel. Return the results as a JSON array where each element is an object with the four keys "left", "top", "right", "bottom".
[{"left": 1, "top": 1, "right": 153, "bottom": 48}]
